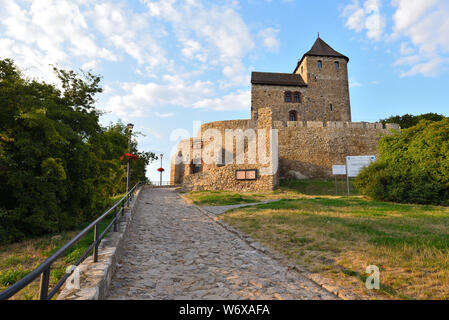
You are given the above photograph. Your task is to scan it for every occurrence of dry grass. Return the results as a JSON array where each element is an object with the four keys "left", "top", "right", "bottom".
[
  {"left": 0, "top": 194, "right": 123, "bottom": 300},
  {"left": 0, "top": 232, "right": 79, "bottom": 300},
  {"left": 220, "top": 198, "right": 449, "bottom": 300}
]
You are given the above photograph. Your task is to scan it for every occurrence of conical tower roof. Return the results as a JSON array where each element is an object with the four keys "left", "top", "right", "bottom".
[
  {"left": 304, "top": 37, "right": 349, "bottom": 61},
  {"left": 294, "top": 36, "right": 349, "bottom": 73}
]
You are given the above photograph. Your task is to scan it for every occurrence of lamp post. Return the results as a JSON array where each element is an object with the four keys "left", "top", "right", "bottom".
[
  {"left": 159, "top": 153, "right": 163, "bottom": 186},
  {"left": 126, "top": 123, "right": 134, "bottom": 192}
]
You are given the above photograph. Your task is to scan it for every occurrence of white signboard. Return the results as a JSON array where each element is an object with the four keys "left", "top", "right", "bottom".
[
  {"left": 332, "top": 165, "right": 347, "bottom": 175},
  {"left": 346, "top": 156, "right": 376, "bottom": 177}
]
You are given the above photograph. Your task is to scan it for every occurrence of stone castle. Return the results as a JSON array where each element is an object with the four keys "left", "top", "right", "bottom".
[{"left": 170, "top": 36, "right": 400, "bottom": 191}]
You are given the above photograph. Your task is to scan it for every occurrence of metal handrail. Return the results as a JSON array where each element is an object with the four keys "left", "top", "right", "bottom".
[{"left": 0, "top": 182, "right": 142, "bottom": 300}]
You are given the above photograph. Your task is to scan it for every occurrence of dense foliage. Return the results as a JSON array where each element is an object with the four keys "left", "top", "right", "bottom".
[
  {"left": 0, "top": 59, "right": 156, "bottom": 243},
  {"left": 355, "top": 119, "right": 449, "bottom": 205},
  {"left": 381, "top": 113, "right": 446, "bottom": 129}
]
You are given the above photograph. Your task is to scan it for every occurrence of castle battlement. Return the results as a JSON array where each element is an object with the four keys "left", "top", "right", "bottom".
[{"left": 273, "top": 121, "right": 400, "bottom": 130}]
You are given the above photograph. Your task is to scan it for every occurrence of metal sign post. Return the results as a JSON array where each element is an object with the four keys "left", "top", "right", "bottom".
[
  {"left": 347, "top": 173, "right": 350, "bottom": 196},
  {"left": 332, "top": 165, "right": 347, "bottom": 196}
]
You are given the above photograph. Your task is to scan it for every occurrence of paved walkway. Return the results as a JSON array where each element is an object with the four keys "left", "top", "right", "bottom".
[{"left": 106, "top": 188, "right": 335, "bottom": 300}]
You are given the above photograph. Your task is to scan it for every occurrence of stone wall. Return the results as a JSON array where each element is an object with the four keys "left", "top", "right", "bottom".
[
  {"left": 251, "top": 84, "right": 308, "bottom": 122},
  {"left": 172, "top": 108, "right": 278, "bottom": 191},
  {"left": 171, "top": 106, "right": 400, "bottom": 190},
  {"left": 295, "top": 55, "right": 351, "bottom": 122},
  {"left": 276, "top": 121, "right": 400, "bottom": 179}
]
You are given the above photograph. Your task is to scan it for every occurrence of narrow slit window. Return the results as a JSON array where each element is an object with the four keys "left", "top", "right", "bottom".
[
  {"left": 289, "top": 110, "right": 298, "bottom": 121},
  {"left": 317, "top": 60, "right": 322, "bottom": 70},
  {"left": 329, "top": 104, "right": 333, "bottom": 111},
  {"left": 335, "top": 61, "right": 339, "bottom": 70}
]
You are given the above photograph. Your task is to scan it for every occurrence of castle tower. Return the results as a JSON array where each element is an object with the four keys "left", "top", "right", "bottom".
[{"left": 293, "top": 36, "right": 351, "bottom": 122}]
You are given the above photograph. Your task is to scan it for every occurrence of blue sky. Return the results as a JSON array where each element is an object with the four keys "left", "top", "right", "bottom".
[{"left": 1, "top": 0, "right": 448, "bottom": 183}]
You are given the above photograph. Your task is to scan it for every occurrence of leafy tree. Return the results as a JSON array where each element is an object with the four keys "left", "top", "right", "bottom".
[
  {"left": 355, "top": 119, "right": 449, "bottom": 205},
  {"left": 381, "top": 113, "right": 446, "bottom": 129},
  {"left": 0, "top": 59, "right": 156, "bottom": 243}
]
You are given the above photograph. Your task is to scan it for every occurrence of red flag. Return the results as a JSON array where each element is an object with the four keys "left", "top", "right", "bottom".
[{"left": 121, "top": 153, "right": 138, "bottom": 160}]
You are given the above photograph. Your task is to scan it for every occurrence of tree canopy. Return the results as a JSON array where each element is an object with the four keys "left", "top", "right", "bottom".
[
  {"left": 355, "top": 118, "right": 449, "bottom": 205},
  {"left": 381, "top": 113, "right": 446, "bottom": 129},
  {"left": 0, "top": 59, "right": 156, "bottom": 243}
]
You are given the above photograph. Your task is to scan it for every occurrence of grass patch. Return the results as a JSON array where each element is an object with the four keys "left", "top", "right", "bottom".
[
  {"left": 0, "top": 193, "right": 124, "bottom": 300},
  {"left": 185, "top": 178, "right": 360, "bottom": 207},
  {"left": 280, "top": 179, "right": 359, "bottom": 195},
  {"left": 220, "top": 192, "right": 449, "bottom": 300},
  {"left": 186, "top": 191, "right": 265, "bottom": 206}
]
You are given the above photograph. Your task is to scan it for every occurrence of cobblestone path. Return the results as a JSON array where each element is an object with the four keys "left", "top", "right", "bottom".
[{"left": 106, "top": 188, "right": 336, "bottom": 300}]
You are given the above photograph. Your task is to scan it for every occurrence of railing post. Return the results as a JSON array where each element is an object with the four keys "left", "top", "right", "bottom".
[
  {"left": 93, "top": 224, "right": 99, "bottom": 262},
  {"left": 113, "top": 207, "right": 118, "bottom": 232},
  {"left": 122, "top": 200, "right": 125, "bottom": 217},
  {"left": 39, "top": 268, "right": 50, "bottom": 300}
]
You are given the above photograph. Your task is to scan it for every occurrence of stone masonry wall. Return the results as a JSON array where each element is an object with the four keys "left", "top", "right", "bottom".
[
  {"left": 171, "top": 108, "right": 400, "bottom": 188},
  {"left": 295, "top": 56, "right": 351, "bottom": 122},
  {"left": 251, "top": 84, "right": 308, "bottom": 122},
  {"left": 276, "top": 121, "right": 400, "bottom": 179},
  {"left": 173, "top": 109, "right": 278, "bottom": 191}
]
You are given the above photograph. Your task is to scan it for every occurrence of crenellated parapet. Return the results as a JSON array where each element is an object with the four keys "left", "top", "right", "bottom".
[{"left": 273, "top": 120, "right": 400, "bottom": 131}]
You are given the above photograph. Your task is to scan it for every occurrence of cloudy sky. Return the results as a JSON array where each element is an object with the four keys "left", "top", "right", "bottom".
[{"left": 1, "top": 0, "right": 449, "bottom": 183}]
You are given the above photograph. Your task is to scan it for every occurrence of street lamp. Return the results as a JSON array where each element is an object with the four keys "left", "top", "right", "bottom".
[
  {"left": 126, "top": 123, "right": 134, "bottom": 192},
  {"left": 159, "top": 153, "right": 163, "bottom": 186}
]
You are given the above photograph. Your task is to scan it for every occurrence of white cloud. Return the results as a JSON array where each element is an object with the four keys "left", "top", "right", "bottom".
[
  {"left": 144, "top": 0, "right": 255, "bottom": 86},
  {"left": 155, "top": 112, "right": 175, "bottom": 118},
  {"left": 349, "top": 79, "right": 362, "bottom": 88},
  {"left": 258, "top": 27, "right": 280, "bottom": 52},
  {"left": 145, "top": 127, "right": 163, "bottom": 140},
  {"left": 343, "top": 0, "right": 449, "bottom": 77},
  {"left": 91, "top": 2, "right": 170, "bottom": 70},
  {"left": 106, "top": 78, "right": 249, "bottom": 117},
  {"left": 192, "top": 90, "right": 250, "bottom": 111},
  {"left": 106, "top": 78, "right": 214, "bottom": 118},
  {"left": 342, "top": 0, "right": 385, "bottom": 41},
  {"left": 0, "top": 0, "right": 173, "bottom": 82},
  {"left": 391, "top": 0, "right": 449, "bottom": 77},
  {"left": 400, "top": 42, "right": 414, "bottom": 55}
]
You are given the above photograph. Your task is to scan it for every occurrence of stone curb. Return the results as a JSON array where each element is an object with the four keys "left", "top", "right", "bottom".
[
  {"left": 57, "top": 187, "right": 144, "bottom": 300},
  {"left": 178, "top": 193, "right": 361, "bottom": 300}
]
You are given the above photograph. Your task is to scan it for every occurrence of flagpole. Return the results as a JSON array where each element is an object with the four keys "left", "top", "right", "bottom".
[{"left": 126, "top": 123, "right": 134, "bottom": 192}]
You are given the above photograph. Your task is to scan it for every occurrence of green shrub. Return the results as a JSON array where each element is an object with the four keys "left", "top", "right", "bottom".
[
  {"left": 355, "top": 119, "right": 449, "bottom": 205},
  {"left": 0, "top": 269, "right": 31, "bottom": 286}
]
